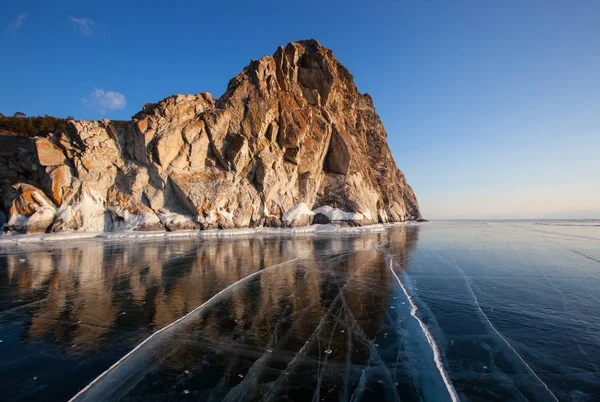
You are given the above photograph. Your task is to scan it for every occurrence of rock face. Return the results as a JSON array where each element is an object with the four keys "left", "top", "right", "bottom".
[{"left": 0, "top": 40, "right": 421, "bottom": 233}]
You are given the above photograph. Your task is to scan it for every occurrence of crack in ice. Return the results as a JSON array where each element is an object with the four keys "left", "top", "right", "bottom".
[
  {"left": 376, "top": 243, "right": 460, "bottom": 402},
  {"left": 448, "top": 255, "right": 559, "bottom": 402},
  {"left": 259, "top": 248, "right": 376, "bottom": 401},
  {"left": 68, "top": 255, "right": 301, "bottom": 402}
]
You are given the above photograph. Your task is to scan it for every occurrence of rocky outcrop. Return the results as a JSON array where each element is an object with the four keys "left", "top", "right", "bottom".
[{"left": 0, "top": 40, "right": 421, "bottom": 233}]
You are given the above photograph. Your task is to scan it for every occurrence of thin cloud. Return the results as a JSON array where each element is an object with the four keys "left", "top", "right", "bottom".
[
  {"left": 83, "top": 88, "right": 127, "bottom": 113},
  {"left": 68, "top": 16, "right": 96, "bottom": 36},
  {"left": 7, "top": 13, "right": 27, "bottom": 33}
]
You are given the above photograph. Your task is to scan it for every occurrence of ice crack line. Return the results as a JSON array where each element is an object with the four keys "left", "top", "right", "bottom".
[
  {"left": 69, "top": 255, "right": 301, "bottom": 402},
  {"left": 385, "top": 252, "right": 460, "bottom": 402},
  {"left": 449, "top": 256, "right": 560, "bottom": 402}
]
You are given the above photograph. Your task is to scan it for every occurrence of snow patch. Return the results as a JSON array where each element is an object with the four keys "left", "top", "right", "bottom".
[
  {"left": 7, "top": 212, "right": 27, "bottom": 228},
  {"left": 195, "top": 208, "right": 235, "bottom": 226},
  {"left": 217, "top": 208, "right": 234, "bottom": 222},
  {"left": 198, "top": 210, "right": 217, "bottom": 225},
  {"left": 312, "top": 205, "right": 334, "bottom": 215},
  {"left": 282, "top": 203, "right": 315, "bottom": 223},
  {"left": 73, "top": 191, "right": 107, "bottom": 231},
  {"left": 112, "top": 210, "right": 161, "bottom": 231},
  {"left": 27, "top": 207, "right": 56, "bottom": 226},
  {"left": 158, "top": 211, "right": 195, "bottom": 226},
  {"left": 312, "top": 205, "right": 363, "bottom": 221}
]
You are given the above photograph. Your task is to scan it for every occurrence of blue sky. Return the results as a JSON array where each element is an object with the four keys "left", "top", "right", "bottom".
[{"left": 2, "top": 1, "right": 599, "bottom": 219}]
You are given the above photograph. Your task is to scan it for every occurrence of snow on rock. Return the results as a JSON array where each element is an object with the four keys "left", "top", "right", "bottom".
[
  {"left": 0, "top": 222, "right": 390, "bottom": 245},
  {"left": 72, "top": 190, "right": 109, "bottom": 232},
  {"left": 198, "top": 211, "right": 217, "bottom": 226},
  {"left": 195, "top": 208, "right": 236, "bottom": 229},
  {"left": 158, "top": 211, "right": 199, "bottom": 231},
  {"left": 26, "top": 207, "right": 56, "bottom": 227},
  {"left": 111, "top": 210, "right": 162, "bottom": 232},
  {"left": 312, "top": 205, "right": 334, "bottom": 216},
  {"left": 282, "top": 203, "right": 315, "bottom": 227},
  {"left": 217, "top": 208, "right": 235, "bottom": 228},
  {"left": 5, "top": 184, "right": 57, "bottom": 233},
  {"left": 312, "top": 205, "right": 363, "bottom": 222}
]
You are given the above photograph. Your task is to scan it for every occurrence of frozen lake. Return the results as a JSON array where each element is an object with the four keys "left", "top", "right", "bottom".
[{"left": 0, "top": 221, "right": 598, "bottom": 401}]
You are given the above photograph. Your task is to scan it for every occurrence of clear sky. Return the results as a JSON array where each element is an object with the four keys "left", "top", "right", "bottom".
[{"left": 2, "top": 1, "right": 599, "bottom": 219}]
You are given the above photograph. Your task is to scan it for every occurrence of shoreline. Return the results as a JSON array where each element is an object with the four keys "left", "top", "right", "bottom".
[{"left": 0, "top": 222, "right": 425, "bottom": 246}]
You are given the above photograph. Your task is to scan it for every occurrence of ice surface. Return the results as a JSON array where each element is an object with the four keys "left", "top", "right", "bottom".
[
  {"left": 0, "top": 220, "right": 598, "bottom": 401},
  {"left": 385, "top": 254, "right": 459, "bottom": 402}
]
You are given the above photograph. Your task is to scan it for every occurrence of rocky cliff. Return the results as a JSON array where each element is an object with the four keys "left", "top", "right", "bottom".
[{"left": 0, "top": 40, "right": 421, "bottom": 233}]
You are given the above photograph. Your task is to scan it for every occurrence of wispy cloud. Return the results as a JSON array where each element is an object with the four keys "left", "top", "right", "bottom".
[
  {"left": 83, "top": 88, "right": 127, "bottom": 113},
  {"left": 7, "top": 13, "right": 27, "bottom": 33},
  {"left": 68, "top": 16, "right": 96, "bottom": 36}
]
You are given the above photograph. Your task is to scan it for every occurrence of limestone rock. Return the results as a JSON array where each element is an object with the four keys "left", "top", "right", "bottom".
[
  {"left": 0, "top": 39, "right": 421, "bottom": 233},
  {"left": 44, "top": 164, "right": 75, "bottom": 205},
  {"left": 35, "top": 138, "right": 67, "bottom": 166},
  {"left": 6, "top": 183, "right": 56, "bottom": 233}
]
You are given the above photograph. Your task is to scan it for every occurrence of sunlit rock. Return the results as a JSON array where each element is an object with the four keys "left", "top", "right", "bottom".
[{"left": 0, "top": 40, "right": 421, "bottom": 232}]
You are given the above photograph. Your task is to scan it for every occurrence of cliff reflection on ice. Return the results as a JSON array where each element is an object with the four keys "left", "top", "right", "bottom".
[{"left": 1, "top": 228, "right": 425, "bottom": 401}]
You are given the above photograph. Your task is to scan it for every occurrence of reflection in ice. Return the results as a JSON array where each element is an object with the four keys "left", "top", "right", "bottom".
[{"left": 0, "top": 221, "right": 599, "bottom": 401}]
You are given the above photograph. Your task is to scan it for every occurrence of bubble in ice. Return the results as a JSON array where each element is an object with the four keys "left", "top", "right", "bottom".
[
  {"left": 184, "top": 370, "right": 190, "bottom": 374},
  {"left": 183, "top": 389, "right": 190, "bottom": 394},
  {"left": 238, "top": 374, "right": 244, "bottom": 378},
  {"left": 391, "top": 306, "right": 395, "bottom": 309},
  {"left": 267, "top": 349, "right": 273, "bottom": 353}
]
